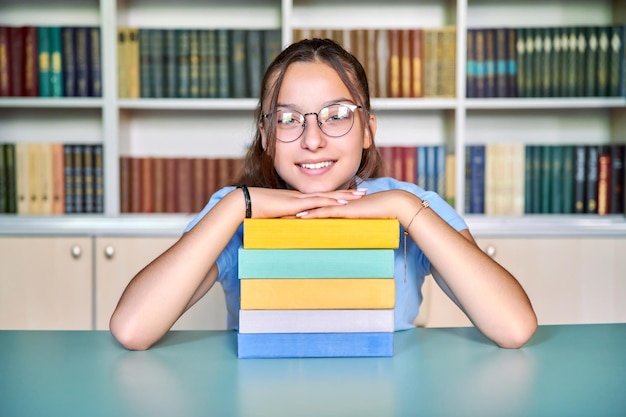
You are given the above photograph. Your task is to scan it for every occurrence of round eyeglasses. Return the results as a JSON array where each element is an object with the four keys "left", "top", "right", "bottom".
[{"left": 262, "top": 103, "right": 363, "bottom": 143}]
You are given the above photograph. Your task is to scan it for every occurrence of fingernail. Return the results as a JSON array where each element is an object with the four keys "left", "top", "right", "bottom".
[
  {"left": 337, "top": 199, "right": 349, "bottom": 204},
  {"left": 352, "top": 191, "right": 365, "bottom": 196},
  {"left": 357, "top": 188, "right": 367, "bottom": 192},
  {"left": 296, "top": 211, "right": 308, "bottom": 217}
]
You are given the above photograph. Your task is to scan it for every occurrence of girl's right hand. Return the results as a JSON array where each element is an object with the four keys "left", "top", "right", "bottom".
[{"left": 245, "top": 187, "right": 367, "bottom": 219}]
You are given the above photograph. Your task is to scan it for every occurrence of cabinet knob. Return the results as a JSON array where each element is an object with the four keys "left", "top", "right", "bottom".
[
  {"left": 104, "top": 245, "right": 115, "bottom": 259},
  {"left": 484, "top": 245, "right": 496, "bottom": 258},
  {"left": 71, "top": 245, "right": 82, "bottom": 259}
]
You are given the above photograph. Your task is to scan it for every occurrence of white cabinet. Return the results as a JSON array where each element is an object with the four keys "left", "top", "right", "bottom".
[
  {"left": 0, "top": 236, "right": 93, "bottom": 330},
  {"left": 94, "top": 236, "right": 227, "bottom": 331},
  {"left": 416, "top": 237, "right": 626, "bottom": 328}
]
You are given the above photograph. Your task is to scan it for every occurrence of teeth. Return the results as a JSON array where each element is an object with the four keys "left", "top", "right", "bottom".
[{"left": 299, "top": 161, "right": 333, "bottom": 169}]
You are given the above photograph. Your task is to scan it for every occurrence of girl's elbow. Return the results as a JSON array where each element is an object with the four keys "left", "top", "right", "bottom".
[
  {"left": 109, "top": 313, "right": 153, "bottom": 351},
  {"left": 496, "top": 312, "right": 538, "bottom": 349}
]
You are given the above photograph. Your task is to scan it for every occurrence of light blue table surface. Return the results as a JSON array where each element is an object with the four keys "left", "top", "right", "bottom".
[{"left": 1, "top": 324, "right": 625, "bottom": 417}]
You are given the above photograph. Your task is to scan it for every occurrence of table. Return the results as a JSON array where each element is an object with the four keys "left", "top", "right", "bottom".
[{"left": 1, "top": 324, "right": 625, "bottom": 417}]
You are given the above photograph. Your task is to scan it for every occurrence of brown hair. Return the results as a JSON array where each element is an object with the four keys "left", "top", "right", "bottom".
[{"left": 235, "top": 38, "right": 383, "bottom": 188}]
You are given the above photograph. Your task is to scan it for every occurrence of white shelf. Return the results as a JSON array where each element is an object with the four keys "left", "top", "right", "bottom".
[{"left": 0, "top": 0, "right": 624, "bottom": 236}]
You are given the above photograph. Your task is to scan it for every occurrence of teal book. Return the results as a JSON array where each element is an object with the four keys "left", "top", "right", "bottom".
[
  {"left": 608, "top": 24, "right": 624, "bottom": 97},
  {"left": 574, "top": 27, "right": 586, "bottom": 97},
  {"left": 149, "top": 29, "right": 164, "bottom": 98},
  {"left": 238, "top": 248, "right": 394, "bottom": 279},
  {"left": 550, "top": 145, "right": 564, "bottom": 214},
  {"left": 189, "top": 29, "right": 200, "bottom": 98},
  {"left": 515, "top": 28, "right": 527, "bottom": 97},
  {"left": 584, "top": 26, "right": 598, "bottom": 97},
  {"left": 540, "top": 27, "right": 552, "bottom": 97},
  {"left": 262, "top": 29, "right": 282, "bottom": 71},
  {"left": 550, "top": 27, "right": 561, "bottom": 97},
  {"left": 474, "top": 28, "right": 486, "bottom": 97},
  {"left": 530, "top": 145, "right": 542, "bottom": 214},
  {"left": 566, "top": 27, "right": 578, "bottom": 97},
  {"left": 230, "top": 29, "right": 247, "bottom": 98},
  {"left": 37, "top": 26, "right": 51, "bottom": 97},
  {"left": 216, "top": 29, "right": 230, "bottom": 98},
  {"left": 524, "top": 28, "right": 535, "bottom": 98},
  {"left": 198, "top": 29, "right": 213, "bottom": 98},
  {"left": 558, "top": 27, "right": 570, "bottom": 97},
  {"left": 596, "top": 25, "right": 610, "bottom": 97},
  {"left": 237, "top": 332, "right": 393, "bottom": 358},
  {"left": 163, "top": 29, "right": 177, "bottom": 98},
  {"left": 5, "top": 144, "right": 16, "bottom": 213},
  {"left": 246, "top": 30, "right": 263, "bottom": 98},
  {"left": 561, "top": 145, "right": 575, "bottom": 214},
  {"left": 495, "top": 28, "right": 508, "bottom": 98},
  {"left": 176, "top": 29, "right": 191, "bottom": 98},
  {"left": 49, "top": 26, "right": 63, "bottom": 97},
  {"left": 138, "top": 28, "right": 152, "bottom": 98},
  {"left": 540, "top": 145, "right": 552, "bottom": 214},
  {"left": 484, "top": 28, "right": 496, "bottom": 97},
  {"left": 466, "top": 29, "right": 476, "bottom": 98},
  {"left": 573, "top": 145, "right": 587, "bottom": 214},
  {"left": 524, "top": 145, "right": 533, "bottom": 213}
]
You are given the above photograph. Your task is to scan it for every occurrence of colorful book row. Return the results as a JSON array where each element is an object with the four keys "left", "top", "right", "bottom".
[
  {"left": 293, "top": 27, "right": 456, "bottom": 98},
  {"left": 118, "top": 27, "right": 282, "bottom": 99},
  {"left": 467, "top": 24, "right": 626, "bottom": 98},
  {"left": 119, "top": 156, "right": 243, "bottom": 214},
  {"left": 0, "top": 26, "right": 101, "bottom": 97},
  {"left": 0, "top": 143, "right": 103, "bottom": 215},
  {"left": 237, "top": 218, "right": 399, "bottom": 358},
  {"left": 379, "top": 145, "right": 449, "bottom": 199},
  {"left": 465, "top": 143, "right": 625, "bottom": 215}
]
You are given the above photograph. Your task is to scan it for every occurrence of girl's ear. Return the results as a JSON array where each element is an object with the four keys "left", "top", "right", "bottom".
[{"left": 363, "top": 113, "right": 377, "bottom": 149}]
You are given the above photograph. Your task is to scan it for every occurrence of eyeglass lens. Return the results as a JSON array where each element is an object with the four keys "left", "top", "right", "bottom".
[{"left": 274, "top": 104, "right": 358, "bottom": 142}]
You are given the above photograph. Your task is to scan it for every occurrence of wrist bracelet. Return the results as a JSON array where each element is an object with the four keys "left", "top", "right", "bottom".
[
  {"left": 236, "top": 184, "right": 252, "bottom": 218},
  {"left": 403, "top": 199, "right": 430, "bottom": 284}
]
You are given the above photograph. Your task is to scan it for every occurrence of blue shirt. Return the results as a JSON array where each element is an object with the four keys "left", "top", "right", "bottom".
[{"left": 185, "top": 177, "right": 468, "bottom": 331}]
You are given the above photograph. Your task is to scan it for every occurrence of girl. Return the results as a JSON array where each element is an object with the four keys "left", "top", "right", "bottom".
[{"left": 110, "top": 38, "right": 537, "bottom": 350}]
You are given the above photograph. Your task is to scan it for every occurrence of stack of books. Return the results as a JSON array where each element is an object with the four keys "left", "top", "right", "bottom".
[{"left": 237, "top": 218, "right": 400, "bottom": 358}]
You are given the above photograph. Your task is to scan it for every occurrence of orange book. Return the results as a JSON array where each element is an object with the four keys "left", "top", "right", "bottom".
[
  {"left": 50, "top": 143, "right": 65, "bottom": 214},
  {"left": 129, "top": 157, "right": 142, "bottom": 213},
  {"left": 400, "top": 29, "right": 411, "bottom": 97},
  {"left": 597, "top": 151, "right": 611, "bottom": 215},
  {"left": 388, "top": 29, "right": 401, "bottom": 98},
  {"left": 163, "top": 158, "right": 177, "bottom": 213},
  {"left": 410, "top": 29, "right": 424, "bottom": 98},
  {"left": 192, "top": 157, "right": 206, "bottom": 212},
  {"left": 176, "top": 158, "right": 193, "bottom": 213},
  {"left": 140, "top": 157, "right": 153, "bottom": 213},
  {"left": 152, "top": 157, "right": 165, "bottom": 213}
]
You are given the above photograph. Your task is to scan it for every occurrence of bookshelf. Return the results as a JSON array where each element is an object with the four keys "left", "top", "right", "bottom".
[{"left": 0, "top": 0, "right": 625, "bottom": 237}]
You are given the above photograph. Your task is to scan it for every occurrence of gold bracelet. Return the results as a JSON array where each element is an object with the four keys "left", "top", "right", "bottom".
[{"left": 403, "top": 200, "right": 430, "bottom": 284}]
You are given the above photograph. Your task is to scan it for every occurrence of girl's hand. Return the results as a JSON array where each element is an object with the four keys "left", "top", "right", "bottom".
[
  {"left": 246, "top": 187, "right": 368, "bottom": 219},
  {"left": 293, "top": 190, "right": 415, "bottom": 223}
]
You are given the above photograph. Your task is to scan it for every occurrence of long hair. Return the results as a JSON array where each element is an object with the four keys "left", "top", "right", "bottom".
[{"left": 235, "top": 38, "right": 384, "bottom": 188}]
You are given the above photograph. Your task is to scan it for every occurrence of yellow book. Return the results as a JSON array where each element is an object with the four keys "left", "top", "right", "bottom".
[
  {"left": 15, "top": 143, "right": 30, "bottom": 215},
  {"left": 27, "top": 143, "right": 42, "bottom": 214},
  {"left": 240, "top": 278, "right": 395, "bottom": 310},
  {"left": 243, "top": 218, "right": 399, "bottom": 249},
  {"left": 39, "top": 143, "right": 53, "bottom": 214}
]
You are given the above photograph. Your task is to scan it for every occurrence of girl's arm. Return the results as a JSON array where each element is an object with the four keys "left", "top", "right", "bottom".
[
  {"left": 109, "top": 190, "right": 247, "bottom": 350},
  {"left": 110, "top": 187, "right": 366, "bottom": 350},
  {"left": 298, "top": 189, "right": 538, "bottom": 348}
]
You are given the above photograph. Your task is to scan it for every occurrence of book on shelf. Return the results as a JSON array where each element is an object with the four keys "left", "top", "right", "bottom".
[
  {"left": 597, "top": 146, "right": 611, "bottom": 215},
  {"left": 238, "top": 309, "right": 395, "bottom": 334},
  {"left": 0, "top": 27, "right": 10, "bottom": 96},
  {"left": 240, "top": 278, "right": 395, "bottom": 310},
  {"left": 243, "top": 218, "right": 400, "bottom": 249},
  {"left": 188, "top": 29, "right": 200, "bottom": 98},
  {"left": 238, "top": 248, "right": 394, "bottom": 279},
  {"left": 609, "top": 144, "right": 624, "bottom": 214},
  {"left": 237, "top": 332, "right": 393, "bottom": 358}
]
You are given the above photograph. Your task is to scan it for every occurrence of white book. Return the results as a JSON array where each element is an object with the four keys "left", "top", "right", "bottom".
[{"left": 238, "top": 309, "right": 395, "bottom": 334}]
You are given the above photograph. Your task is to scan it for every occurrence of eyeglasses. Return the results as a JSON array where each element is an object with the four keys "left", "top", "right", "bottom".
[{"left": 262, "top": 103, "right": 363, "bottom": 143}]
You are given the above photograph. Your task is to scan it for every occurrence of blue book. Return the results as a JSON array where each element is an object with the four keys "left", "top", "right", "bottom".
[
  {"left": 468, "top": 145, "right": 485, "bottom": 214},
  {"left": 238, "top": 248, "right": 394, "bottom": 279},
  {"left": 237, "top": 332, "right": 393, "bottom": 358}
]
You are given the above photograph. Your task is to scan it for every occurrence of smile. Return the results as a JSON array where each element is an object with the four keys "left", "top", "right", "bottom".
[{"left": 298, "top": 161, "right": 335, "bottom": 170}]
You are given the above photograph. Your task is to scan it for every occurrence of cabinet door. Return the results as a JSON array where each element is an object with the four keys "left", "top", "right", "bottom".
[
  {"left": 94, "top": 237, "right": 227, "bottom": 330},
  {"left": 417, "top": 237, "right": 626, "bottom": 328},
  {"left": 0, "top": 237, "right": 93, "bottom": 330}
]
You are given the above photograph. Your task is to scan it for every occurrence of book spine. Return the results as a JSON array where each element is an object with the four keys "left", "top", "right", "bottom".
[
  {"left": 608, "top": 24, "right": 624, "bottom": 97},
  {"left": 75, "top": 27, "right": 90, "bottom": 97},
  {"left": 139, "top": 29, "right": 152, "bottom": 98},
  {"left": 63, "top": 144, "right": 74, "bottom": 213},
  {"left": 93, "top": 144, "right": 104, "bottom": 213},
  {"left": 0, "top": 144, "right": 6, "bottom": 211},
  {"left": 609, "top": 144, "right": 624, "bottom": 214},
  {"left": 9, "top": 27, "right": 24, "bottom": 96},
  {"left": 240, "top": 279, "right": 395, "bottom": 310},
  {"left": 37, "top": 27, "right": 51, "bottom": 97},
  {"left": 597, "top": 146, "right": 611, "bottom": 215},
  {"left": 127, "top": 28, "right": 140, "bottom": 98},
  {"left": 216, "top": 29, "right": 230, "bottom": 98},
  {"left": 149, "top": 29, "right": 164, "bottom": 98},
  {"left": 246, "top": 30, "right": 263, "bottom": 99},
  {"left": 237, "top": 332, "right": 393, "bottom": 358},
  {"left": 230, "top": 29, "right": 247, "bottom": 98},
  {"left": 72, "top": 145, "right": 84, "bottom": 213},
  {"left": 238, "top": 310, "right": 395, "bottom": 334},
  {"left": 561, "top": 145, "right": 575, "bottom": 214},
  {"left": 163, "top": 29, "right": 177, "bottom": 98},
  {"left": 0, "top": 27, "right": 10, "bottom": 96},
  {"left": 484, "top": 29, "right": 496, "bottom": 98},
  {"left": 62, "top": 27, "right": 76, "bottom": 97},
  {"left": 89, "top": 27, "right": 101, "bottom": 97},
  {"left": 189, "top": 29, "right": 200, "bottom": 98},
  {"left": 49, "top": 26, "right": 63, "bottom": 97},
  {"left": 585, "top": 145, "right": 598, "bottom": 214},
  {"left": 585, "top": 26, "right": 598, "bottom": 97},
  {"left": 238, "top": 248, "right": 395, "bottom": 279},
  {"left": 495, "top": 28, "right": 508, "bottom": 98}
]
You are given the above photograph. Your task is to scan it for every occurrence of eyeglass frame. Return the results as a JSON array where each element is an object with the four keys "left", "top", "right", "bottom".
[{"left": 261, "top": 103, "right": 364, "bottom": 143}]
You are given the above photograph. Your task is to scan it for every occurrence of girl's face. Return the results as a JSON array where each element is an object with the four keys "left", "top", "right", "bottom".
[{"left": 262, "top": 61, "right": 375, "bottom": 193}]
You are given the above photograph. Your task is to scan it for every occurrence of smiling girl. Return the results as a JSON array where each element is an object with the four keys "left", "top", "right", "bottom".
[{"left": 110, "top": 38, "right": 537, "bottom": 351}]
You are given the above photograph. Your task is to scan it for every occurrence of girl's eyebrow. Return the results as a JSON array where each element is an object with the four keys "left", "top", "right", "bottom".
[{"left": 276, "top": 98, "right": 356, "bottom": 111}]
